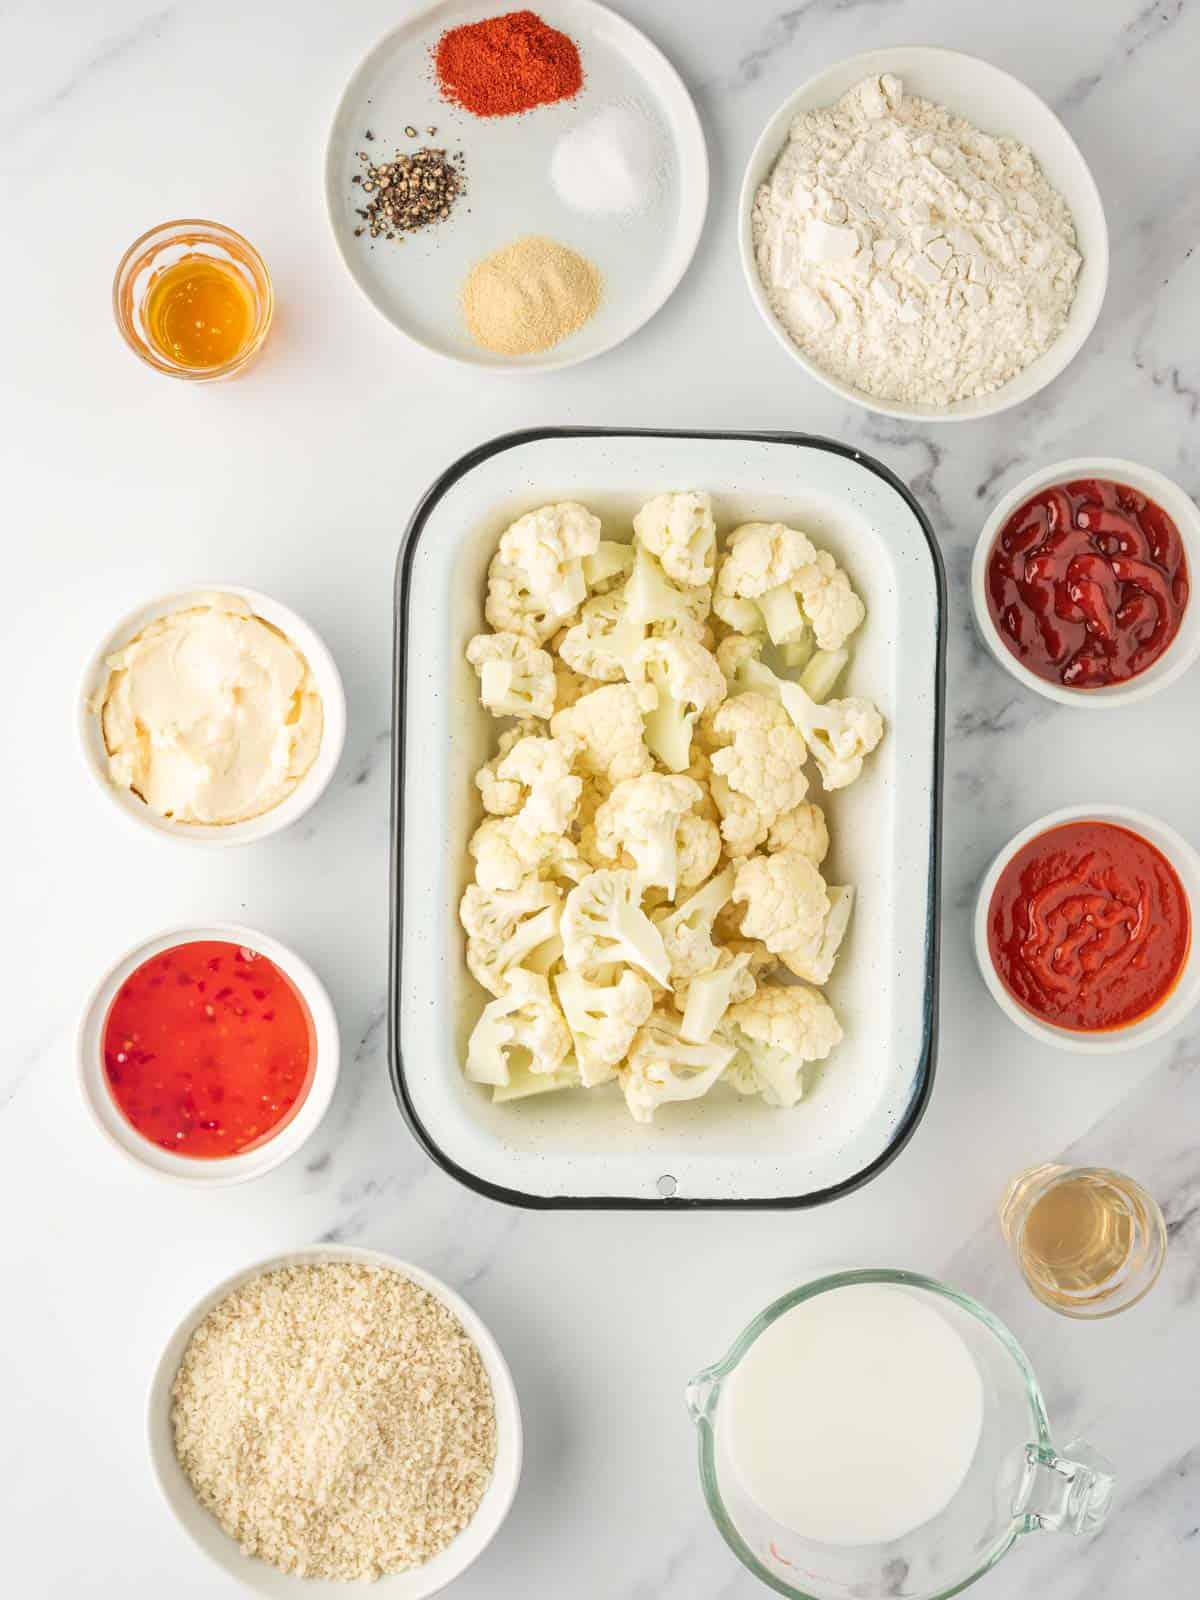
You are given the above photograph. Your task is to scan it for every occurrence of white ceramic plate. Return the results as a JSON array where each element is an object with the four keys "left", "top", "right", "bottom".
[
  {"left": 391, "top": 429, "right": 944, "bottom": 1207},
  {"left": 971, "top": 458, "right": 1200, "bottom": 707},
  {"left": 974, "top": 805, "right": 1200, "bottom": 1053},
  {"left": 325, "top": 0, "right": 708, "bottom": 371},
  {"left": 78, "top": 923, "right": 339, "bottom": 1184},
  {"left": 738, "top": 47, "right": 1109, "bottom": 421},
  {"left": 79, "top": 584, "right": 346, "bottom": 846},
  {"left": 147, "top": 1245, "right": 522, "bottom": 1598}
]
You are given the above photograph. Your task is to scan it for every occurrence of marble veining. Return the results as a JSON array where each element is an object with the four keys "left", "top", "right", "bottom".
[{"left": 2, "top": 0, "right": 1198, "bottom": 1596}]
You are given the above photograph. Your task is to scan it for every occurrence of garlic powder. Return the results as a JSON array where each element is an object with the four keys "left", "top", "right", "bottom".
[{"left": 752, "top": 74, "right": 1082, "bottom": 407}]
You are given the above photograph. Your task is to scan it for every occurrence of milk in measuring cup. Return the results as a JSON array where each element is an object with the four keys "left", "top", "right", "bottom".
[{"left": 724, "top": 1283, "right": 984, "bottom": 1546}]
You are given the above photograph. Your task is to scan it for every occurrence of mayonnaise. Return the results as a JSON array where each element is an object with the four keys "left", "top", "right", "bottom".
[{"left": 98, "top": 593, "right": 323, "bottom": 825}]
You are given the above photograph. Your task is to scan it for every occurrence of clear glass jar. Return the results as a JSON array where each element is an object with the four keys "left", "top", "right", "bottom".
[
  {"left": 112, "top": 219, "right": 273, "bottom": 381},
  {"left": 999, "top": 1162, "right": 1167, "bottom": 1318}
]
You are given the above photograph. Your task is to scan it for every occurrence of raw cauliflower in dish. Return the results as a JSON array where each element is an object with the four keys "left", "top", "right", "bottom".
[{"left": 460, "top": 496, "right": 884, "bottom": 1121}]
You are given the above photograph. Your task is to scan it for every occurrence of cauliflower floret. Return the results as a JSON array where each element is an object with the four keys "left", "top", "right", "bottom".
[
  {"left": 715, "top": 523, "right": 864, "bottom": 650},
  {"left": 466, "top": 631, "right": 556, "bottom": 720},
  {"left": 498, "top": 499, "right": 600, "bottom": 612},
  {"left": 677, "top": 812, "right": 722, "bottom": 890},
  {"left": 469, "top": 816, "right": 588, "bottom": 891},
  {"left": 654, "top": 866, "right": 734, "bottom": 979},
  {"left": 780, "top": 884, "right": 855, "bottom": 986},
  {"left": 496, "top": 734, "right": 582, "bottom": 836},
  {"left": 554, "top": 967, "right": 654, "bottom": 1086},
  {"left": 731, "top": 846, "right": 830, "bottom": 955},
  {"left": 794, "top": 549, "right": 866, "bottom": 651},
  {"left": 709, "top": 693, "right": 809, "bottom": 832},
  {"left": 775, "top": 684, "right": 884, "bottom": 792},
  {"left": 560, "top": 869, "right": 671, "bottom": 985},
  {"left": 632, "top": 491, "right": 717, "bottom": 587},
  {"left": 593, "top": 773, "right": 705, "bottom": 898},
  {"left": 460, "top": 878, "right": 562, "bottom": 997},
  {"left": 558, "top": 588, "right": 644, "bottom": 682},
  {"left": 474, "top": 721, "right": 540, "bottom": 814},
  {"left": 468, "top": 817, "right": 529, "bottom": 891},
  {"left": 677, "top": 949, "right": 755, "bottom": 1043},
  {"left": 724, "top": 982, "right": 843, "bottom": 1108},
  {"left": 709, "top": 772, "right": 771, "bottom": 858},
  {"left": 714, "top": 521, "right": 818, "bottom": 642},
  {"left": 620, "top": 1008, "right": 734, "bottom": 1123},
  {"left": 625, "top": 544, "right": 711, "bottom": 636},
  {"left": 583, "top": 540, "right": 634, "bottom": 594},
  {"left": 767, "top": 801, "right": 829, "bottom": 861},
  {"left": 635, "top": 636, "right": 727, "bottom": 772},
  {"left": 551, "top": 683, "right": 654, "bottom": 786},
  {"left": 484, "top": 564, "right": 564, "bottom": 643},
  {"left": 465, "top": 968, "right": 572, "bottom": 1086},
  {"left": 716, "top": 647, "right": 884, "bottom": 792}
]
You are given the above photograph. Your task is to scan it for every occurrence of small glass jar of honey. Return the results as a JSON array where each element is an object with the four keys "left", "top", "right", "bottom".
[{"left": 113, "top": 220, "right": 273, "bottom": 380}]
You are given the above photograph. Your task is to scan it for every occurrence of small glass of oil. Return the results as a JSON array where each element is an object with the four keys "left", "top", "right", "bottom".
[
  {"left": 1000, "top": 1163, "right": 1167, "bottom": 1319},
  {"left": 113, "top": 220, "right": 273, "bottom": 380}
]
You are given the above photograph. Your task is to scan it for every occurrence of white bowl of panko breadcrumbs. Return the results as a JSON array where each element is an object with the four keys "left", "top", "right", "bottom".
[{"left": 147, "top": 1245, "right": 522, "bottom": 1596}]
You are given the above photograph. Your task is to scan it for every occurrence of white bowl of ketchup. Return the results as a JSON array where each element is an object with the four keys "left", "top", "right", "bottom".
[
  {"left": 972, "top": 457, "right": 1200, "bottom": 707},
  {"left": 77, "top": 923, "right": 339, "bottom": 1183},
  {"left": 974, "top": 805, "right": 1200, "bottom": 1053}
]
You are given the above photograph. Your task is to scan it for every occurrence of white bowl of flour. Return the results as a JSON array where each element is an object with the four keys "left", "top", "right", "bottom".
[{"left": 739, "top": 48, "right": 1108, "bottom": 421}]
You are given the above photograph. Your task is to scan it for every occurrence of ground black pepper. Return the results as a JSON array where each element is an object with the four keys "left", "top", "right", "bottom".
[{"left": 353, "top": 140, "right": 466, "bottom": 241}]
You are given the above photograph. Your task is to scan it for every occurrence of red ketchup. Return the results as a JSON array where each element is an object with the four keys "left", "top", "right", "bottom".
[
  {"left": 988, "top": 821, "right": 1190, "bottom": 1032},
  {"left": 102, "top": 940, "right": 315, "bottom": 1157},
  {"left": 985, "top": 478, "right": 1189, "bottom": 688}
]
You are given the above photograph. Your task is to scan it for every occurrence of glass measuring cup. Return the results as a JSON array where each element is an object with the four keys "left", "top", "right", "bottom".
[{"left": 687, "top": 1270, "right": 1113, "bottom": 1600}]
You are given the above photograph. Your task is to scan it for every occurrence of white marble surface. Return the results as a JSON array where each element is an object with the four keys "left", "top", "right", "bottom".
[{"left": 2, "top": 0, "right": 1198, "bottom": 1595}]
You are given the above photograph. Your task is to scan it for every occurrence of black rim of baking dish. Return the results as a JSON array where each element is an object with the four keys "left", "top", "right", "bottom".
[{"left": 389, "top": 427, "right": 946, "bottom": 1210}]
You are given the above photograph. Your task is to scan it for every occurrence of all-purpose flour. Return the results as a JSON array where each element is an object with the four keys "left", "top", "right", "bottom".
[{"left": 752, "top": 75, "right": 1082, "bottom": 407}]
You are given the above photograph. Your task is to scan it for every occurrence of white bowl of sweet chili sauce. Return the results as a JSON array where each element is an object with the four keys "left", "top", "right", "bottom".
[
  {"left": 974, "top": 805, "right": 1200, "bottom": 1053},
  {"left": 972, "top": 459, "right": 1200, "bottom": 707},
  {"left": 77, "top": 924, "right": 339, "bottom": 1183}
]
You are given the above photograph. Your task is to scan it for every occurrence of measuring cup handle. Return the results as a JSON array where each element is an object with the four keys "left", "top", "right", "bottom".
[{"left": 1015, "top": 1439, "right": 1115, "bottom": 1536}]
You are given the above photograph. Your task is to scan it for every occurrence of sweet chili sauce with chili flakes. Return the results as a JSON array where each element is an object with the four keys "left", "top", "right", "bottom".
[
  {"left": 987, "top": 821, "right": 1190, "bottom": 1033},
  {"left": 102, "top": 941, "right": 315, "bottom": 1158},
  {"left": 985, "top": 478, "right": 1189, "bottom": 688}
]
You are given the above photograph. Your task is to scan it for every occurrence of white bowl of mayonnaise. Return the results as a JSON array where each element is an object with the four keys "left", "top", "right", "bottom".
[{"left": 79, "top": 585, "right": 346, "bottom": 846}]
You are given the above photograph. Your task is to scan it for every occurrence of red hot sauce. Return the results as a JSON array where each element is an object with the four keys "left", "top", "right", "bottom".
[
  {"left": 102, "top": 940, "right": 315, "bottom": 1158},
  {"left": 987, "top": 821, "right": 1190, "bottom": 1032},
  {"left": 986, "top": 477, "right": 1189, "bottom": 688}
]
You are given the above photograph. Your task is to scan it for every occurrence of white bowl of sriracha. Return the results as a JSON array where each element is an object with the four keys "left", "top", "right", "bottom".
[
  {"left": 77, "top": 923, "right": 339, "bottom": 1183},
  {"left": 972, "top": 458, "right": 1200, "bottom": 707},
  {"left": 974, "top": 804, "right": 1200, "bottom": 1053}
]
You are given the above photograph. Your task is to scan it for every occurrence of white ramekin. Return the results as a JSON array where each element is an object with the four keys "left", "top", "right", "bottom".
[
  {"left": 147, "top": 1245, "right": 522, "bottom": 1599},
  {"left": 78, "top": 584, "right": 347, "bottom": 845},
  {"left": 738, "top": 46, "right": 1109, "bottom": 422},
  {"left": 972, "top": 458, "right": 1200, "bottom": 707},
  {"left": 974, "top": 804, "right": 1200, "bottom": 1054},
  {"left": 77, "top": 922, "right": 339, "bottom": 1183}
]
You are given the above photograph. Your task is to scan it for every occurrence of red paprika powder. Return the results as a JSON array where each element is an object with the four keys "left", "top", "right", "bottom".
[{"left": 434, "top": 9, "right": 583, "bottom": 117}]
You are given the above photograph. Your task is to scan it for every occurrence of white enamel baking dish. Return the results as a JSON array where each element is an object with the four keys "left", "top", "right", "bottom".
[{"left": 390, "top": 430, "right": 944, "bottom": 1207}]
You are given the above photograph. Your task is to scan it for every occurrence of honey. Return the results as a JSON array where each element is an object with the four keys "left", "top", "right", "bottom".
[{"left": 142, "top": 256, "right": 257, "bottom": 369}]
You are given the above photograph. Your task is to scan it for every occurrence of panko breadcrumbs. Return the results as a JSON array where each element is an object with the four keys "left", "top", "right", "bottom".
[{"left": 171, "top": 1262, "right": 497, "bottom": 1581}]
